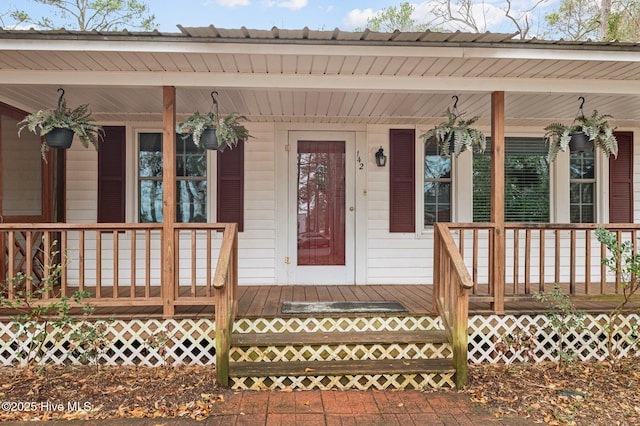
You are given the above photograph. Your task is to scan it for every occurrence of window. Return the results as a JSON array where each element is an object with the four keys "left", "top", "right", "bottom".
[
  {"left": 473, "top": 137, "right": 550, "bottom": 222},
  {"left": 138, "top": 133, "right": 207, "bottom": 223},
  {"left": 424, "top": 139, "right": 451, "bottom": 226},
  {"left": 570, "top": 151, "right": 595, "bottom": 223}
]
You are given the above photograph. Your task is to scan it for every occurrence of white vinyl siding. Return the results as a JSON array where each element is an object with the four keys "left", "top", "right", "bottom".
[{"left": 62, "top": 123, "right": 639, "bottom": 287}]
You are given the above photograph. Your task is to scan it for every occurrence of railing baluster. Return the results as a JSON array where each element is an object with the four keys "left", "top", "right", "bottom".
[
  {"left": 145, "top": 229, "right": 151, "bottom": 299},
  {"left": 600, "top": 238, "right": 606, "bottom": 294},
  {"left": 232, "top": 226, "right": 238, "bottom": 318},
  {"left": 131, "top": 229, "right": 137, "bottom": 299},
  {"left": 524, "top": 229, "right": 531, "bottom": 295},
  {"left": 206, "top": 229, "right": 212, "bottom": 298},
  {"left": 191, "top": 229, "right": 197, "bottom": 297},
  {"left": 96, "top": 230, "right": 102, "bottom": 299},
  {"left": 513, "top": 229, "right": 519, "bottom": 294},
  {"left": 25, "top": 231, "right": 33, "bottom": 295},
  {"left": 79, "top": 230, "right": 85, "bottom": 292},
  {"left": 7, "top": 231, "right": 15, "bottom": 300},
  {"left": 113, "top": 230, "right": 119, "bottom": 298},
  {"left": 60, "top": 230, "right": 67, "bottom": 298},
  {"left": 433, "top": 227, "right": 440, "bottom": 312},
  {"left": 570, "top": 229, "right": 576, "bottom": 295},
  {"left": 43, "top": 231, "right": 50, "bottom": 299},
  {"left": 585, "top": 229, "right": 591, "bottom": 295},
  {"left": 174, "top": 228, "right": 180, "bottom": 300},
  {"left": 472, "top": 228, "right": 478, "bottom": 294},
  {"left": 554, "top": 229, "right": 560, "bottom": 286},
  {"left": 633, "top": 230, "right": 638, "bottom": 287},
  {"left": 615, "top": 230, "right": 622, "bottom": 293},
  {"left": 539, "top": 230, "right": 545, "bottom": 292},
  {"left": 488, "top": 228, "right": 494, "bottom": 296}
]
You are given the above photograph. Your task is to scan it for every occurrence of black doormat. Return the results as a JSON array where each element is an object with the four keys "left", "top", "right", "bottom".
[{"left": 281, "top": 301, "right": 408, "bottom": 314}]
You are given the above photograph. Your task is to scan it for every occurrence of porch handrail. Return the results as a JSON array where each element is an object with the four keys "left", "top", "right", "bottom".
[
  {"left": 212, "top": 223, "right": 238, "bottom": 387},
  {"left": 0, "top": 223, "right": 237, "bottom": 314},
  {"left": 433, "top": 222, "right": 473, "bottom": 388},
  {"left": 445, "top": 222, "right": 640, "bottom": 308}
]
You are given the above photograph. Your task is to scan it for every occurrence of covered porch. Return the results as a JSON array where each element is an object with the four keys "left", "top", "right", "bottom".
[
  {"left": 2, "top": 220, "right": 640, "bottom": 389},
  {"left": 1, "top": 27, "right": 640, "bottom": 388}
]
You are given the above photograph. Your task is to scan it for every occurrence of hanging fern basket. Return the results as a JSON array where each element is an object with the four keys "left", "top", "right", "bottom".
[
  {"left": 448, "top": 135, "right": 455, "bottom": 153},
  {"left": 569, "top": 131, "right": 594, "bottom": 153},
  {"left": 201, "top": 128, "right": 219, "bottom": 150},
  {"left": 45, "top": 128, "right": 74, "bottom": 149}
]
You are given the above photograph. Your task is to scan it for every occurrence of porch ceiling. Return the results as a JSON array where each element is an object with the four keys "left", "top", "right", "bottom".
[{"left": 1, "top": 27, "right": 640, "bottom": 127}]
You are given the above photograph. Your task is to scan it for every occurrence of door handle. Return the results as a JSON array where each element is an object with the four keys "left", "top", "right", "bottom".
[{"left": 349, "top": 207, "right": 355, "bottom": 212}]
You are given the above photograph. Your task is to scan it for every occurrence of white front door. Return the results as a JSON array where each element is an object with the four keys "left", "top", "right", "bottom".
[{"left": 288, "top": 131, "right": 356, "bottom": 284}]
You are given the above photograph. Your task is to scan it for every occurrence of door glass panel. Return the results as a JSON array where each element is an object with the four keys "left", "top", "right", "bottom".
[
  {"left": 297, "top": 141, "right": 345, "bottom": 266},
  {"left": 2, "top": 115, "right": 42, "bottom": 215}
]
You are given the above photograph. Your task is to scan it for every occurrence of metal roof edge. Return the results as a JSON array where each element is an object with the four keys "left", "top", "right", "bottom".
[{"left": 0, "top": 26, "right": 639, "bottom": 52}]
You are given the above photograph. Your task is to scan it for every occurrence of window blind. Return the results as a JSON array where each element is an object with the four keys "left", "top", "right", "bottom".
[{"left": 473, "top": 137, "right": 550, "bottom": 222}]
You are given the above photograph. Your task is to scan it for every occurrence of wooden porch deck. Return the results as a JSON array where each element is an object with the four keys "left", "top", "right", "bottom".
[
  {"left": 236, "top": 284, "right": 639, "bottom": 318},
  {"left": 1, "top": 284, "right": 634, "bottom": 320}
]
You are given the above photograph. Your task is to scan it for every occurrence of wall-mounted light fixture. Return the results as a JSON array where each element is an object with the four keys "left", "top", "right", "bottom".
[{"left": 375, "top": 147, "right": 387, "bottom": 167}]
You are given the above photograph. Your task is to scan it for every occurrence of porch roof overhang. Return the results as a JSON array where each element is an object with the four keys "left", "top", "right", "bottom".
[{"left": 1, "top": 26, "right": 640, "bottom": 127}]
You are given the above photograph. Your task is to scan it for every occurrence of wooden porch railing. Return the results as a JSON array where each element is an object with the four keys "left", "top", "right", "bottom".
[
  {"left": 442, "top": 223, "right": 640, "bottom": 307},
  {"left": 433, "top": 223, "right": 474, "bottom": 388},
  {"left": 434, "top": 222, "right": 640, "bottom": 386},
  {"left": 0, "top": 222, "right": 239, "bottom": 385},
  {"left": 0, "top": 222, "right": 237, "bottom": 309},
  {"left": 212, "top": 223, "right": 238, "bottom": 387}
]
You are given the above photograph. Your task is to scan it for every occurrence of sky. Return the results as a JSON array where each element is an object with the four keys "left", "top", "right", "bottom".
[{"left": 3, "top": 0, "right": 556, "bottom": 34}]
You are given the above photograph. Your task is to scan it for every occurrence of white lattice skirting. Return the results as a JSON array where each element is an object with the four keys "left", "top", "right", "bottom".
[
  {"left": 1, "top": 314, "right": 638, "bottom": 368},
  {"left": 468, "top": 313, "right": 640, "bottom": 363},
  {"left": 233, "top": 373, "right": 457, "bottom": 391},
  {"left": 0, "top": 319, "right": 217, "bottom": 367}
]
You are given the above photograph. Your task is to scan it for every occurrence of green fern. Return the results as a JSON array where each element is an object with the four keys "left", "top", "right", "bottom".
[
  {"left": 575, "top": 110, "right": 618, "bottom": 158},
  {"left": 17, "top": 97, "right": 104, "bottom": 160},
  {"left": 543, "top": 109, "right": 618, "bottom": 162},
  {"left": 420, "top": 108, "right": 486, "bottom": 157},
  {"left": 177, "top": 111, "right": 252, "bottom": 151}
]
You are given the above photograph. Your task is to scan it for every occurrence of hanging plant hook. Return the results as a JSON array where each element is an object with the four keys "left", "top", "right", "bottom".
[
  {"left": 573, "top": 96, "right": 586, "bottom": 121},
  {"left": 210, "top": 90, "right": 220, "bottom": 119},
  {"left": 57, "top": 87, "right": 66, "bottom": 109},
  {"left": 451, "top": 95, "right": 459, "bottom": 115}
]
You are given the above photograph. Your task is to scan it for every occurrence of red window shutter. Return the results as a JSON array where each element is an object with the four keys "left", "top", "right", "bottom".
[
  {"left": 389, "top": 129, "right": 415, "bottom": 232},
  {"left": 217, "top": 140, "right": 244, "bottom": 231},
  {"left": 97, "top": 126, "right": 126, "bottom": 223},
  {"left": 609, "top": 131, "right": 634, "bottom": 223}
]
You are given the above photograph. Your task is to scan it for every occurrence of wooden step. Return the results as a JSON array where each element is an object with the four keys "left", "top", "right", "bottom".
[
  {"left": 232, "top": 330, "right": 448, "bottom": 347},
  {"left": 229, "top": 358, "right": 454, "bottom": 378}
]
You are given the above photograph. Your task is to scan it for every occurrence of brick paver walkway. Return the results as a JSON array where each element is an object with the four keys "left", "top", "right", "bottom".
[
  {"left": 4, "top": 389, "right": 532, "bottom": 425},
  {"left": 203, "top": 389, "right": 527, "bottom": 425}
]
